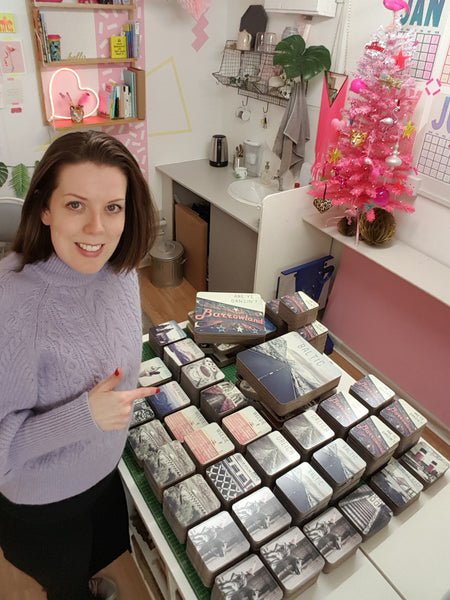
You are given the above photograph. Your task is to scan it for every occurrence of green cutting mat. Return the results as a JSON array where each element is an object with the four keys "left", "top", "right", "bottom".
[{"left": 122, "top": 340, "right": 239, "bottom": 599}]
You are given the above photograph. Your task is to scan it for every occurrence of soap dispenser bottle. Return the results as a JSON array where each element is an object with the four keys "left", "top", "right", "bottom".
[{"left": 261, "top": 161, "right": 271, "bottom": 185}]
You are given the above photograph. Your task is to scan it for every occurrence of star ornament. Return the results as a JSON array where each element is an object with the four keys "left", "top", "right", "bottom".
[
  {"left": 329, "top": 148, "right": 342, "bottom": 163},
  {"left": 403, "top": 120, "right": 416, "bottom": 138},
  {"left": 394, "top": 49, "right": 410, "bottom": 69}
]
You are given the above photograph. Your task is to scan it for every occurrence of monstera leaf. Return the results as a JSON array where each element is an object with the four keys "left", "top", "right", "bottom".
[{"left": 273, "top": 35, "right": 331, "bottom": 82}]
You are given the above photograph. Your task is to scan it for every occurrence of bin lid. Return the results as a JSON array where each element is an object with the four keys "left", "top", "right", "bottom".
[{"left": 150, "top": 239, "right": 184, "bottom": 261}]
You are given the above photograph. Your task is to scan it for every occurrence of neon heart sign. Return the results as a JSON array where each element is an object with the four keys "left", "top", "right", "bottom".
[{"left": 48, "top": 67, "right": 99, "bottom": 121}]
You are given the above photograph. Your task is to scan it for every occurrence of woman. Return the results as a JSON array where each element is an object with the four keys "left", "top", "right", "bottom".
[{"left": 0, "top": 131, "right": 159, "bottom": 599}]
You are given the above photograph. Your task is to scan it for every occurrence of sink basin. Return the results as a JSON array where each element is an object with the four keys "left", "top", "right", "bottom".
[{"left": 227, "top": 179, "right": 278, "bottom": 206}]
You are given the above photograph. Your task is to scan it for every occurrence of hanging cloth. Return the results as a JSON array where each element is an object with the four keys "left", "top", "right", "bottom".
[
  {"left": 312, "top": 71, "right": 349, "bottom": 179},
  {"left": 273, "top": 80, "right": 310, "bottom": 185}
]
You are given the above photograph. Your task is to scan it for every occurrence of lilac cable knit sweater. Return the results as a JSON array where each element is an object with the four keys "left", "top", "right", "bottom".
[{"left": 0, "top": 252, "right": 142, "bottom": 505}]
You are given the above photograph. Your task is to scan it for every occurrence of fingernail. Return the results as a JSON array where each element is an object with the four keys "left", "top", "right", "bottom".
[
  {"left": 115, "top": 368, "right": 120, "bottom": 376},
  {"left": 155, "top": 388, "right": 160, "bottom": 394}
]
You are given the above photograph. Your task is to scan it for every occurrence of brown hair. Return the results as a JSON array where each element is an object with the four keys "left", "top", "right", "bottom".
[{"left": 13, "top": 130, "right": 158, "bottom": 272}]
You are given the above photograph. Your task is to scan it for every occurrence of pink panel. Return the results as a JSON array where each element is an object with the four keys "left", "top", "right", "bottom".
[
  {"left": 93, "top": 1, "right": 148, "bottom": 179},
  {"left": 323, "top": 247, "right": 450, "bottom": 427}
]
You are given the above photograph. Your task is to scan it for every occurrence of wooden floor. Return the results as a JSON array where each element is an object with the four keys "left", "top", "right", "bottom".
[{"left": 2, "top": 270, "right": 448, "bottom": 599}]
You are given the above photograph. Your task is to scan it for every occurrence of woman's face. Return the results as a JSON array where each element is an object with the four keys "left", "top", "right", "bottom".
[{"left": 41, "top": 162, "right": 127, "bottom": 274}]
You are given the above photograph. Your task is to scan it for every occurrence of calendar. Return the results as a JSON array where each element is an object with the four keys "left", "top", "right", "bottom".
[{"left": 415, "top": 93, "right": 450, "bottom": 203}]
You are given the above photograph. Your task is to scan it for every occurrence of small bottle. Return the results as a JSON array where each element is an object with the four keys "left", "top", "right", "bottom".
[{"left": 261, "top": 161, "right": 271, "bottom": 185}]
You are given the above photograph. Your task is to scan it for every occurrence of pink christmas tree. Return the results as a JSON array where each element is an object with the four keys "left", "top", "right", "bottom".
[{"left": 310, "top": 24, "right": 421, "bottom": 235}]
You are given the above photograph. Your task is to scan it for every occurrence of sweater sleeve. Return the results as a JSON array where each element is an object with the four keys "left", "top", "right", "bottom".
[
  {"left": 0, "top": 281, "right": 100, "bottom": 484},
  {"left": 0, "top": 391, "right": 101, "bottom": 483}
]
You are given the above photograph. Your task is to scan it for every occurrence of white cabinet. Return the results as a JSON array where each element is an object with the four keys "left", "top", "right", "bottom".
[{"left": 264, "top": 0, "right": 337, "bottom": 17}]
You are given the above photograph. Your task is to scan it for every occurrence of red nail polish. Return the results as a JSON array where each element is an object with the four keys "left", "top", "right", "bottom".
[
  {"left": 155, "top": 388, "right": 160, "bottom": 394},
  {"left": 115, "top": 368, "right": 120, "bottom": 376}
]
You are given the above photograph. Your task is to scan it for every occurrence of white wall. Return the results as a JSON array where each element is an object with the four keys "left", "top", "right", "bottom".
[{"left": 1, "top": 0, "right": 448, "bottom": 268}]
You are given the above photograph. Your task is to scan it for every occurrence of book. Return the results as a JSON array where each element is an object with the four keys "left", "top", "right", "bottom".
[
  {"left": 303, "top": 507, "right": 362, "bottom": 573},
  {"left": 110, "top": 35, "right": 128, "bottom": 59},
  {"left": 213, "top": 554, "right": 283, "bottom": 600},
  {"left": 127, "top": 66, "right": 146, "bottom": 120},
  {"left": 236, "top": 331, "right": 341, "bottom": 417},
  {"left": 193, "top": 291, "right": 266, "bottom": 344},
  {"left": 277, "top": 291, "right": 319, "bottom": 330},
  {"left": 123, "top": 68, "right": 136, "bottom": 118},
  {"left": 260, "top": 527, "right": 324, "bottom": 597}
]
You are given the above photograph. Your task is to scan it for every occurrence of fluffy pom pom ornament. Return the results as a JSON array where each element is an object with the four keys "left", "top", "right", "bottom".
[{"left": 360, "top": 208, "right": 396, "bottom": 245}]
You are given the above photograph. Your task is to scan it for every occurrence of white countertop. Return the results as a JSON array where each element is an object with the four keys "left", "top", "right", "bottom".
[
  {"left": 157, "top": 159, "right": 264, "bottom": 233},
  {"left": 303, "top": 211, "right": 450, "bottom": 306}
]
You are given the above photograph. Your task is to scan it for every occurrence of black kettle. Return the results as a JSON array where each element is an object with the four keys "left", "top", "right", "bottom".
[{"left": 209, "top": 134, "right": 228, "bottom": 167}]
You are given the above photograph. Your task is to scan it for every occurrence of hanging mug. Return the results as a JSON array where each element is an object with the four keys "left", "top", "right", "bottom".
[{"left": 237, "top": 29, "right": 252, "bottom": 51}]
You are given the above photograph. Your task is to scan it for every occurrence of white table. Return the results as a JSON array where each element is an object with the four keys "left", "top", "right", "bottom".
[{"left": 120, "top": 343, "right": 449, "bottom": 599}]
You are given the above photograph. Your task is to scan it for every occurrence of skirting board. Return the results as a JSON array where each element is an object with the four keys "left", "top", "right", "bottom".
[{"left": 329, "top": 333, "right": 450, "bottom": 446}]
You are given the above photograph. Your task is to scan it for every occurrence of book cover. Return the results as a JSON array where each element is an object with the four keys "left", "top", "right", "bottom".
[
  {"left": 379, "top": 398, "right": 427, "bottom": 437},
  {"left": 186, "top": 511, "right": 250, "bottom": 587},
  {"left": 246, "top": 430, "right": 300, "bottom": 485},
  {"left": 370, "top": 459, "right": 423, "bottom": 514},
  {"left": 221, "top": 406, "right": 272, "bottom": 451},
  {"left": 123, "top": 68, "right": 136, "bottom": 118},
  {"left": 110, "top": 35, "right": 128, "bottom": 59},
  {"left": 138, "top": 357, "right": 172, "bottom": 387},
  {"left": 282, "top": 409, "right": 334, "bottom": 458},
  {"left": 194, "top": 292, "right": 266, "bottom": 344},
  {"left": 260, "top": 526, "right": 324, "bottom": 596},
  {"left": 164, "top": 405, "right": 208, "bottom": 442},
  {"left": 129, "top": 397, "right": 154, "bottom": 428},
  {"left": 311, "top": 438, "right": 366, "bottom": 488},
  {"left": 236, "top": 331, "right": 341, "bottom": 416},
  {"left": 205, "top": 453, "right": 261, "bottom": 505},
  {"left": 146, "top": 380, "right": 190, "bottom": 419},
  {"left": 303, "top": 507, "right": 362, "bottom": 572},
  {"left": 213, "top": 554, "right": 283, "bottom": 600},
  {"left": 278, "top": 291, "right": 319, "bottom": 329},
  {"left": 399, "top": 438, "right": 449, "bottom": 487},
  {"left": 349, "top": 374, "right": 395, "bottom": 412},
  {"left": 338, "top": 484, "right": 393, "bottom": 539},
  {"left": 231, "top": 487, "right": 292, "bottom": 549},
  {"left": 200, "top": 380, "right": 247, "bottom": 422},
  {"left": 274, "top": 462, "right": 333, "bottom": 522},
  {"left": 127, "top": 66, "right": 146, "bottom": 119},
  {"left": 318, "top": 391, "right": 369, "bottom": 434}
]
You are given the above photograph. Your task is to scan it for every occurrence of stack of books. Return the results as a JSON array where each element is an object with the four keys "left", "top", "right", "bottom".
[
  {"left": 236, "top": 331, "right": 341, "bottom": 417},
  {"left": 99, "top": 67, "right": 145, "bottom": 120},
  {"left": 109, "top": 21, "right": 141, "bottom": 60},
  {"left": 193, "top": 292, "right": 266, "bottom": 345}
]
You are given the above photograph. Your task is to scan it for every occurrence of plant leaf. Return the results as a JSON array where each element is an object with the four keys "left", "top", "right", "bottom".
[
  {"left": 0, "top": 162, "right": 8, "bottom": 188},
  {"left": 11, "top": 163, "right": 30, "bottom": 199},
  {"left": 273, "top": 35, "right": 331, "bottom": 81}
]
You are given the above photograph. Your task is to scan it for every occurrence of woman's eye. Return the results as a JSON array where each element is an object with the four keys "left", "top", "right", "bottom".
[
  {"left": 67, "top": 201, "right": 81, "bottom": 210},
  {"left": 107, "top": 204, "right": 123, "bottom": 213}
]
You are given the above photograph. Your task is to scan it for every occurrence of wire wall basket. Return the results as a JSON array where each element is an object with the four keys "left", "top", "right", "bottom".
[{"left": 212, "top": 42, "right": 288, "bottom": 108}]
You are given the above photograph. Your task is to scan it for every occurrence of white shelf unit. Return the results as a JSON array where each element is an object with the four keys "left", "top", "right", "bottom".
[
  {"left": 303, "top": 211, "right": 450, "bottom": 306},
  {"left": 26, "top": 0, "right": 142, "bottom": 130}
]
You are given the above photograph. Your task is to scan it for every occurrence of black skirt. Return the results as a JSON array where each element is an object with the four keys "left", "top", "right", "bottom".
[{"left": 0, "top": 468, "right": 130, "bottom": 600}]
